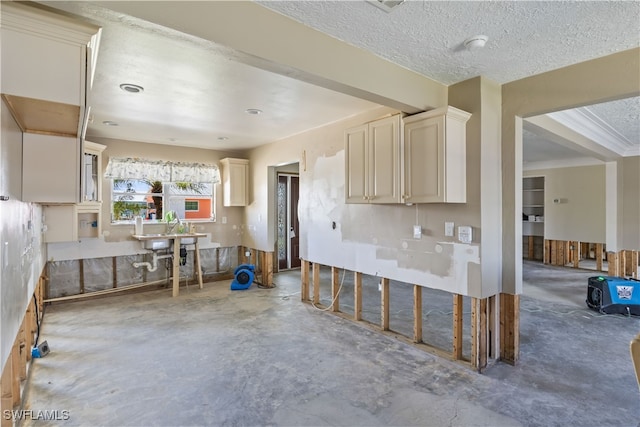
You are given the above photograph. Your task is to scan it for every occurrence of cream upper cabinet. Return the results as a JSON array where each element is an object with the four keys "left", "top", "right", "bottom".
[
  {"left": 220, "top": 158, "right": 249, "bottom": 207},
  {"left": 1, "top": 2, "right": 100, "bottom": 138},
  {"left": 345, "top": 114, "right": 401, "bottom": 204},
  {"left": 22, "top": 133, "right": 81, "bottom": 203},
  {"left": 402, "top": 106, "right": 471, "bottom": 204},
  {"left": 1, "top": 2, "right": 100, "bottom": 107}
]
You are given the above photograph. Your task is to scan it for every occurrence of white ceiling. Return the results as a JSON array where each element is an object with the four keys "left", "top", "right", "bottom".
[{"left": 38, "top": 0, "right": 640, "bottom": 162}]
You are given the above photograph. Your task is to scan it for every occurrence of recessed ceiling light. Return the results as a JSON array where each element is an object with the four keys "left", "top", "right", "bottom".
[
  {"left": 102, "top": 120, "right": 118, "bottom": 126},
  {"left": 245, "top": 108, "right": 262, "bottom": 115},
  {"left": 217, "top": 136, "right": 229, "bottom": 141},
  {"left": 463, "top": 35, "right": 488, "bottom": 51},
  {"left": 119, "top": 83, "right": 144, "bottom": 93}
]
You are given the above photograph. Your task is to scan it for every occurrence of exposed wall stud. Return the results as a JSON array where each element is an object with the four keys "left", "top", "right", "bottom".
[
  {"left": 453, "top": 294, "right": 463, "bottom": 360},
  {"left": 313, "top": 262, "right": 320, "bottom": 304},
  {"left": 331, "top": 266, "right": 340, "bottom": 312},
  {"left": 354, "top": 272, "right": 362, "bottom": 321},
  {"left": 381, "top": 278, "right": 390, "bottom": 331},
  {"left": 301, "top": 260, "right": 310, "bottom": 302},
  {"left": 413, "top": 285, "right": 423, "bottom": 343}
]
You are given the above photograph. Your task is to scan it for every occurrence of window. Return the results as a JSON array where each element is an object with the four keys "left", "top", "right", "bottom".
[
  {"left": 185, "top": 201, "right": 199, "bottom": 211},
  {"left": 111, "top": 180, "right": 215, "bottom": 223}
]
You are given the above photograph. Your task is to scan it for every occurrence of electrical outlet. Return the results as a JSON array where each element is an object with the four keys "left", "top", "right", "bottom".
[
  {"left": 445, "top": 222, "right": 454, "bottom": 237},
  {"left": 222, "top": 216, "right": 227, "bottom": 224},
  {"left": 413, "top": 225, "right": 422, "bottom": 239},
  {"left": 458, "top": 226, "right": 472, "bottom": 244}
]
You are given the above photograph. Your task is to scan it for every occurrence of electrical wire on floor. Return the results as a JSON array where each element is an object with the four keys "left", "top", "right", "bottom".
[
  {"left": 33, "top": 293, "right": 43, "bottom": 347},
  {"left": 311, "top": 267, "right": 346, "bottom": 312}
]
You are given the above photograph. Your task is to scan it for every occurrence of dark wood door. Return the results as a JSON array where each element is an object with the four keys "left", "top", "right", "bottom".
[{"left": 290, "top": 176, "right": 301, "bottom": 268}]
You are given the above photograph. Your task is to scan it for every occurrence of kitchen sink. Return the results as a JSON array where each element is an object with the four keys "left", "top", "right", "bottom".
[
  {"left": 139, "top": 234, "right": 172, "bottom": 250},
  {"left": 178, "top": 236, "right": 197, "bottom": 245}
]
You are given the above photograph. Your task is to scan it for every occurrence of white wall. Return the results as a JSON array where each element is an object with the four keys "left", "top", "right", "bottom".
[
  {"left": 47, "top": 138, "right": 245, "bottom": 261},
  {"left": 524, "top": 165, "right": 606, "bottom": 243},
  {"left": 0, "top": 102, "right": 46, "bottom": 372}
]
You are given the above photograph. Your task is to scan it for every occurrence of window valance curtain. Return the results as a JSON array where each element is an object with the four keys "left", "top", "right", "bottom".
[{"left": 104, "top": 157, "right": 220, "bottom": 184}]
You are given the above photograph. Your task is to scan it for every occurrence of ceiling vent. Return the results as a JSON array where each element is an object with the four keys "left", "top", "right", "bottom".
[{"left": 366, "top": 0, "right": 406, "bottom": 13}]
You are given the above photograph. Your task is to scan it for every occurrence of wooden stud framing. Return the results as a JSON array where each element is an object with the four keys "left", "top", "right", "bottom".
[
  {"left": 331, "top": 267, "right": 340, "bottom": 312},
  {"left": 631, "top": 251, "right": 639, "bottom": 279},
  {"left": 620, "top": 250, "right": 628, "bottom": 277},
  {"left": 354, "top": 271, "right": 362, "bottom": 321},
  {"left": 301, "top": 260, "right": 310, "bottom": 302},
  {"left": 1, "top": 357, "right": 13, "bottom": 427},
  {"left": 261, "top": 252, "right": 274, "bottom": 288},
  {"left": 312, "top": 262, "right": 320, "bottom": 304},
  {"left": 453, "top": 294, "right": 463, "bottom": 360},
  {"left": 488, "top": 295, "right": 498, "bottom": 359},
  {"left": 544, "top": 239, "right": 551, "bottom": 264},
  {"left": 607, "top": 252, "right": 618, "bottom": 276},
  {"left": 10, "top": 343, "right": 19, "bottom": 407},
  {"left": 500, "top": 293, "right": 520, "bottom": 365},
  {"left": 17, "top": 322, "right": 26, "bottom": 382},
  {"left": 596, "top": 243, "right": 604, "bottom": 271},
  {"left": 527, "top": 235, "right": 534, "bottom": 260},
  {"left": 79, "top": 258, "right": 85, "bottom": 294},
  {"left": 572, "top": 241, "right": 579, "bottom": 268},
  {"left": 112, "top": 256, "right": 118, "bottom": 288},
  {"left": 381, "top": 278, "right": 390, "bottom": 331},
  {"left": 413, "top": 285, "right": 423, "bottom": 343},
  {"left": 479, "top": 298, "right": 488, "bottom": 370}
]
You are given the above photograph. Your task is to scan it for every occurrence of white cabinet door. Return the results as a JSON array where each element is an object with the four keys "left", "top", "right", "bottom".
[
  {"left": 22, "top": 133, "right": 80, "bottom": 203},
  {"left": 403, "top": 107, "right": 470, "bottom": 203},
  {"left": 345, "top": 115, "right": 401, "bottom": 204},
  {"left": 403, "top": 114, "right": 444, "bottom": 203},
  {"left": 221, "top": 158, "right": 249, "bottom": 207},
  {"left": 44, "top": 205, "right": 77, "bottom": 243},
  {"left": 369, "top": 115, "right": 401, "bottom": 203},
  {"left": 345, "top": 124, "right": 368, "bottom": 204}
]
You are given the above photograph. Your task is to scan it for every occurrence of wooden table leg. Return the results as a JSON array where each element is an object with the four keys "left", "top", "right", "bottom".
[
  {"left": 195, "top": 241, "right": 203, "bottom": 289},
  {"left": 172, "top": 237, "right": 180, "bottom": 297}
]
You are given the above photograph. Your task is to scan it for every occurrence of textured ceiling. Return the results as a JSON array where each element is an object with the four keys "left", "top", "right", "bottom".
[
  {"left": 258, "top": 0, "right": 640, "bottom": 85},
  {"left": 32, "top": 1, "right": 640, "bottom": 160}
]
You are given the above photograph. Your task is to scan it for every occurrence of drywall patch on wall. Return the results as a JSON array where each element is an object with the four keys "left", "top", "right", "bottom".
[{"left": 298, "top": 148, "right": 482, "bottom": 296}]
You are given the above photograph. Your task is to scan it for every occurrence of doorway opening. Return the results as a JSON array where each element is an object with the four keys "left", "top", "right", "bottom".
[{"left": 276, "top": 169, "right": 300, "bottom": 271}]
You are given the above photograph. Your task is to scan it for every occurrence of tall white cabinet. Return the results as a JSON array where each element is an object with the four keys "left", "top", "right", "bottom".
[
  {"left": 403, "top": 106, "right": 471, "bottom": 204},
  {"left": 220, "top": 158, "right": 249, "bottom": 207},
  {"left": 345, "top": 114, "right": 402, "bottom": 204}
]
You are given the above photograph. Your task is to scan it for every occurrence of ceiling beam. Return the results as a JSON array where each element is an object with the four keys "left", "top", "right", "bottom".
[
  {"left": 93, "top": 1, "right": 447, "bottom": 114},
  {"left": 524, "top": 115, "right": 621, "bottom": 162}
]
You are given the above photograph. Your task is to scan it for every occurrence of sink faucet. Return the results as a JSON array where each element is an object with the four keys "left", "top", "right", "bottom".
[{"left": 165, "top": 211, "right": 182, "bottom": 234}]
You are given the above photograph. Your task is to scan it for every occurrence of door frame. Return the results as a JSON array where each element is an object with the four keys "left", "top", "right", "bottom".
[{"left": 276, "top": 172, "right": 300, "bottom": 271}]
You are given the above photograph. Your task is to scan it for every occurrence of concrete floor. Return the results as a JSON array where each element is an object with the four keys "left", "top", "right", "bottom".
[{"left": 21, "top": 261, "right": 640, "bottom": 426}]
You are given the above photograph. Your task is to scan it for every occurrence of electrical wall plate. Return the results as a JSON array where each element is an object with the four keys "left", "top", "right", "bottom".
[
  {"left": 413, "top": 225, "right": 422, "bottom": 239},
  {"left": 445, "top": 222, "right": 454, "bottom": 237},
  {"left": 458, "top": 226, "right": 472, "bottom": 244}
]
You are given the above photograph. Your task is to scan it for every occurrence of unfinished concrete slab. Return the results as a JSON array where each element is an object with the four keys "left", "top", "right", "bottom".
[{"left": 20, "top": 263, "right": 640, "bottom": 426}]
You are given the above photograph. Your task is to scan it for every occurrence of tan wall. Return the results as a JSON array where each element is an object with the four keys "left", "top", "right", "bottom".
[
  {"left": 47, "top": 138, "right": 245, "bottom": 261},
  {"left": 524, "top": 165, "right": 606, "bottom": 243},
  {"left": 622, "top": 156, "right": 640, "bottom": 250},
  {"left": 502, "top": 48, "right": 640, "bottom": 294},
  {"left": 248, "top": 77, "right": 500, "bottom": 298}
]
